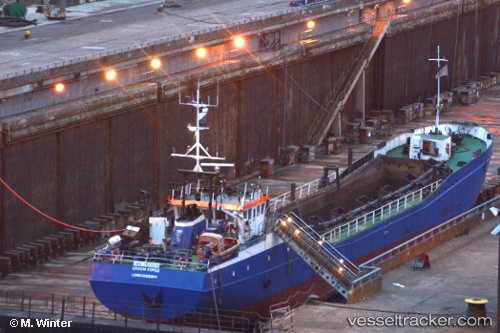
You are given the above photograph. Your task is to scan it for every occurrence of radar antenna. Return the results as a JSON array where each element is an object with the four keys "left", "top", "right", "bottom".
[{"left": 171, "top": 81, "right": 234, "bottom": 173}]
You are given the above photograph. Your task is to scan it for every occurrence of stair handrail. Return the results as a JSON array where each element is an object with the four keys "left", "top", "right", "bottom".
[
  {"left": 287, "top": 212, "right": 359, "bottom": 276},
  {"left": 277, "top": 213, "right": 359, "bottom": 279}
]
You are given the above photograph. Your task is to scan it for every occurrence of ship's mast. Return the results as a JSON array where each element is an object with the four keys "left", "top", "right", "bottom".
[
  {"left": 429, "top": 46, "right": 448, "bottom": 130},
  {"left": 171, "top": 81, "right": 234, "bottom": 173}
]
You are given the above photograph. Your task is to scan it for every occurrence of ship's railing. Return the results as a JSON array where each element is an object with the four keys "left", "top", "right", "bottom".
[
  {"left": 93, "top": 249, "right": 212, "bottom": 272},
  {"left": 0, "top": 290, "right": 263, "bottom": 332},
  {"left": 359, "top": 195, "right": 500, "bottom": 269},
  {"left": 374, "top": 132, "right": 410, "bottom": 157},
  {"left": 269, "top": 151, "right": 376, "bottom": 213},
  {"left": 269, "top": 171, "right": 341, "bottom": 212},
  {"left": 170, "top": 182, "right": 267, "bottom": 205},
  {"left": 321, "top": 179, "right": 443, "bottom": 244}
]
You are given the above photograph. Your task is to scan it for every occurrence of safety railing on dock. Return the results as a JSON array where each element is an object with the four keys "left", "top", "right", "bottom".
[
  {"left": 321, "top": 179, "right": 443, "bottom": 244},
  {"left": 0, "top": 290, "right": 263, "bottom": 332}
]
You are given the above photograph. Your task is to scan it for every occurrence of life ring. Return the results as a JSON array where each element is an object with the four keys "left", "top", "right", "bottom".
[
  {"left": 178, "top": 257, "right": 189, "bottom": 268},
  {"left": 111, "top": 250, "right": 121, "bottom": 261}
]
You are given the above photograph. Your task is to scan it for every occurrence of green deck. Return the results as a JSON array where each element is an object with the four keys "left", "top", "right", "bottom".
[{"left": 386, "top": 135, "right": 487, "bottom": 173}]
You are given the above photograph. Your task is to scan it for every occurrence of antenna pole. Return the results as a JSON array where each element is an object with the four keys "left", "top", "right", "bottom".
[
  {"left": 429, "top": 46, "right": 448, "bottom": 130},
  {"left": 195, "top": 82, "right": 202, "bottom": 172}
]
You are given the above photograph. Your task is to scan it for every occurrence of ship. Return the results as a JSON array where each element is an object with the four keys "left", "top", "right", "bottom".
[{"left": 89, "top": 50, "right": 493, "bottom": 325}]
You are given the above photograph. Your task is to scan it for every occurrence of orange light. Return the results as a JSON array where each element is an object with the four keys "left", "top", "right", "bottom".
[
  {"left": 306, "top": 20, "right": 315, "bottom": 29},
  {"left": 402, "top": 0, "right": 411, "bottom": 3},
  {"left": 151, "top": 58, "right": 162, "bottom": 69},
  {"left": 234, "top": 36, "right": 245, "bottom": 49},
  {"left": 54, "top": 83, "right": 65, "bottom": 93},
  {"left": 196, "top": 47, "right": 207, "bottom": 58},
  {"left": 294, "top": 229, "right": 300, "bottom": 235},
  {"left": 105, "top": 69, "right": 117, "bottom": 81}
]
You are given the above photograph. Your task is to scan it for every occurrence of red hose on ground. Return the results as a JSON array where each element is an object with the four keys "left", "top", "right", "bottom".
[{"left": 0, "top": 176, "right": 125, "bottom": 233}]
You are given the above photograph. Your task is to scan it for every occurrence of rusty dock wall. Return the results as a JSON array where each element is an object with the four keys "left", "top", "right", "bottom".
[{"left": 1, "top": 0, "right": 500, "bottom": 252}]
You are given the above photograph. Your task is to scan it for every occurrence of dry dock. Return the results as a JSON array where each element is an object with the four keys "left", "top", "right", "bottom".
[
  {"left": 1, "top": 86, "right": 499, "bottom": 332},
  {"left": 0, "top": 0, "right": 499, "bottom": 332}
]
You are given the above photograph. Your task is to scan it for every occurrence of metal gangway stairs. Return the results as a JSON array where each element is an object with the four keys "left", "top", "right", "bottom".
[
  {"left": 307, "top": 19, "right": 391, "bottom": 146},
  {"left": 272, "top": 212, "right": 360, "bottom": 300}
]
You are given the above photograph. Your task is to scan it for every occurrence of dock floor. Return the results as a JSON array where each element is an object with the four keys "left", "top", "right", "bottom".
[{"left": 294, "top": 214, "right": 498, "bottom": 332}]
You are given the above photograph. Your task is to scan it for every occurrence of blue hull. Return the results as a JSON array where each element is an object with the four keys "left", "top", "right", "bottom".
[
  {"left": 90, "top": 237, "right": 332, "bottom": 319},
  {"left": 337, "top": 143, "right": 492, "bottom": 263},
  {"left": 90, "top": 133, "right": 492, "bottom": 321}
]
